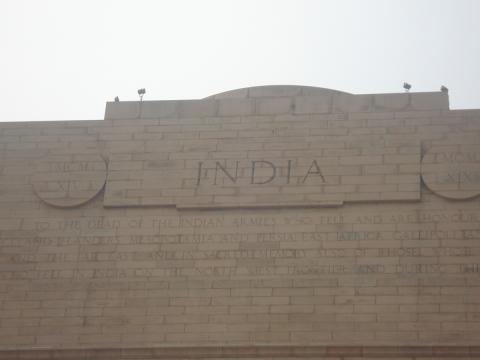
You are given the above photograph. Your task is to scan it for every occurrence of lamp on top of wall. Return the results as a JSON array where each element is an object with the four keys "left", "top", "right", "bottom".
[{"left": 138, "top": 88, "right": 146, "bottom": 101}]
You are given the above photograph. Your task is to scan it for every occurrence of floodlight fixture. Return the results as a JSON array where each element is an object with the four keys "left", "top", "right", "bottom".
[{"left": 138, "top": 88, "right": 146, "bottom": 101}]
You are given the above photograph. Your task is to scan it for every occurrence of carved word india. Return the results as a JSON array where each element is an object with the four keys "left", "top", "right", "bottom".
[{"left": 196, "top": 160, "right": 325, "bottom": 185}]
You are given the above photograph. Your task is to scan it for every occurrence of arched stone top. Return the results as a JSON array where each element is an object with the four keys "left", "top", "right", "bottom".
[
  {"left": 105, "top": 85, "right": 449, "bottom": 120},
  {"left": 206, "top": 85, "right": 351, "bottom": 99}
]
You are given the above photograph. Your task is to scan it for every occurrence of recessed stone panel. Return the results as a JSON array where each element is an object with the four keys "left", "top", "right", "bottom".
[
  {"left": 104, "top": 134, "right": 421, "bottom": 209},
  {"left": 421, "top": 145, "right": 480, "bottom": 199},
  {"left": 32, "top": 154, "right": 107, "bottom": 207}
]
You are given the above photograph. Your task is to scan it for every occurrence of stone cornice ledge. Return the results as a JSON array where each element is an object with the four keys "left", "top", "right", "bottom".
[{"left": 1, "top": 345, "right": 480, "bottom": 359}]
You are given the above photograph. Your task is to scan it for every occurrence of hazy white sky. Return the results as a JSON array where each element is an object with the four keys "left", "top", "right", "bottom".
[{"left": 1, "top": 0, "right": 479, "bottom": 121}]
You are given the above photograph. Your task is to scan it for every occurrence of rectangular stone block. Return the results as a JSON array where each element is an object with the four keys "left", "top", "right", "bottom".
[
  {"left": 256, "top": 97, "right": 292, "bottom": 115},
  {"left": 294, "top": 96, "right": 331, "bottom": 114}
]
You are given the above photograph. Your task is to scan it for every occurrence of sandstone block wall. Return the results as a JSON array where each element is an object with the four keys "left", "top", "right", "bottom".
[{"left": 0, "top": 86, "right": 479, "bottom": 359}]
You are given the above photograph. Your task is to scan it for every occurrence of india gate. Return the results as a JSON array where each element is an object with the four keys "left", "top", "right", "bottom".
[{"left": 1, "top": 85, "right": 480, "bottom": 359}]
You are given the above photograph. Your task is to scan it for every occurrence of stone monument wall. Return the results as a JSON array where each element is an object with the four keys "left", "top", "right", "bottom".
[{"left": 0, "top": 86, "right": 479, "bottom": 359}]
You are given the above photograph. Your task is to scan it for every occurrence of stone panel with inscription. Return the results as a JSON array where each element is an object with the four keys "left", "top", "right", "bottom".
[{"left": 0, "top": 86, "right": 479, "bottom": 359}]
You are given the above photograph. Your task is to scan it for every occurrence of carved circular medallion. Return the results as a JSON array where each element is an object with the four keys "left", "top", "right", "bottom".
[
  {"left": 32, "top": 155, "right": 107, "bottom": 207},
  {"left": 421, "top": 145, "right": 480, "bottom": 200}
]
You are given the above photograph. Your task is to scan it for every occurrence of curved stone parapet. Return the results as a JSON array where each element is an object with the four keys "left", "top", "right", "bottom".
[
  {"left": 105, "top": 85, "right": 449, "bottom": 120},
  {"left": 205, "top": 85, "right": 351, "bottom": 99}
]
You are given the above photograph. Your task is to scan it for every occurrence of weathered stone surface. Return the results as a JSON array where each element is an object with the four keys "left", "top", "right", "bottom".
[
  {"left": 104, "top": 115, "right": 421, "bottom": 208},
  {"left": 0, "top": 85, "right": 479, "bottom": 358},
  {"left": 31, "top": 154, "right": 107, "bottom": 207},
  {"left": 0, "top": 345, "right": 477, "bottom": 359},
  {"left": 422, "top": 144, "right": 480, "bottom": 199}
]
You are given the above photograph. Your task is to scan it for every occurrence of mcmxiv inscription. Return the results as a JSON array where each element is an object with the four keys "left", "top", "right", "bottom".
[{"left": 32, "top": 154, "right": 107, "bottom": 207}]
